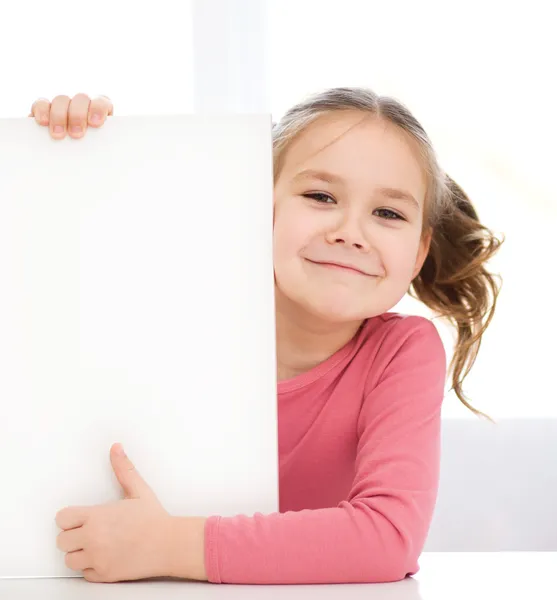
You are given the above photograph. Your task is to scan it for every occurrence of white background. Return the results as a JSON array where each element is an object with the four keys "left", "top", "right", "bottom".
[{"left": 1, "top": 0, "right": 555, "bottom": 420}]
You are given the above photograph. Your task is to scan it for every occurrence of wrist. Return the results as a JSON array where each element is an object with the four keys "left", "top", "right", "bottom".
[{"left": 165, "top": 516, "right": 208, "bottom": 581}]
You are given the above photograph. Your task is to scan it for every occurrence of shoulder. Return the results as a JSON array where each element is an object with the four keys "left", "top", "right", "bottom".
[
  {"left": 357, "top": 312, "right": 447, "bottom": 395},
  {"left": 361, "top": 311, "right": 445, "bottom": 356}
]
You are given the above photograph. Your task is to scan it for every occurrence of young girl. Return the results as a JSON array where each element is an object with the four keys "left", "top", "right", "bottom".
[{"left": 32, "top": 87, "right": 502, "bottom": 585}]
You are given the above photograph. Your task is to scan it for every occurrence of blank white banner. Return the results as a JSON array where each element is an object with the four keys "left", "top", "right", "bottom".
[{"left": 0, "top": 115, "right": 278, "bottom": 578}]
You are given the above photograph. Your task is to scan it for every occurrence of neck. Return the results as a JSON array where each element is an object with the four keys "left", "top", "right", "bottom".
[{"left": 274, "top": 286, "right": 363, "bottom": 381}]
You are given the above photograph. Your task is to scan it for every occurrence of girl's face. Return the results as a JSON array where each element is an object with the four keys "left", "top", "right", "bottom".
[{"left": 273, "top": 111, "right": 432, "bottom": 324}]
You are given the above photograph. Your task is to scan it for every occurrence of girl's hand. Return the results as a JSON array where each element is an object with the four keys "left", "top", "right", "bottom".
[
  {"left": 56, "top": 444, "right": 178, "bottom": 582},
  {"left": 29, "top": 94, "right": 113, "bottom": 140}
]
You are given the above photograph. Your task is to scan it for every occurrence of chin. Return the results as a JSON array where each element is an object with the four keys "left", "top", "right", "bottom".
[
  {"left": 301, "top": 282, "right": 412, "bottom": 323},
  {"left": 299, "top": 292, "right": 378, "bottom": 324}
]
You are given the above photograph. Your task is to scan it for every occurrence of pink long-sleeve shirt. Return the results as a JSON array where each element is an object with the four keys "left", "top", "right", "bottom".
[{"left": 204, "top": 312, "right": 447, "bottom": 584}]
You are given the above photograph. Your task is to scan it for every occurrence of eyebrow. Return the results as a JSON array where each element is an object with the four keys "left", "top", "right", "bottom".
[{"left": 293, "top": 168, "right": 421, "bottom": 209}]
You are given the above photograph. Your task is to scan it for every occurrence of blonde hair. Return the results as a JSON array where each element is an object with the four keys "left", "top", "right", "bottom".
[{"left": 272, "top": 87, "right": 503, "bottom": 421}]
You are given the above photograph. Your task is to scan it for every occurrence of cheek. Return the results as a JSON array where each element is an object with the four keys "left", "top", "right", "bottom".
[
  {"left": 273, "top": 205, "right": 311, "bottom": 264},
  {"left": 381, "top": 233, "right": 422, "bottom": 281}
]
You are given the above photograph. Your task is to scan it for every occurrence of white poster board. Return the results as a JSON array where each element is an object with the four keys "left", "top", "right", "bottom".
[{"left": 0, "top": 115, "right": 278, "bottom": 578}]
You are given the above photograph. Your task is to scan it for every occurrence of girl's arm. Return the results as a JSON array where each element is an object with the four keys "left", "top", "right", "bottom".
[{"left": 173, "top": 319, "right": 447, "bottom": 584}]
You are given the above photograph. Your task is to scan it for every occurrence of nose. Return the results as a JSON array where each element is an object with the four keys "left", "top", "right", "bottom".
[{"left": 324, "top": 215, "right": 370, "bottom": 251}]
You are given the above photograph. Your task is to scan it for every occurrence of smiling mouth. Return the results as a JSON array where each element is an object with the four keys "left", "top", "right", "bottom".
[{"left": 306, "top": 259, "right": 372, "bottom": 277}]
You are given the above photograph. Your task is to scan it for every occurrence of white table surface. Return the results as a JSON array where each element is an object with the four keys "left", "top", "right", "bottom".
[{"left": 1, "top": 553, "right": 556, "bottom": 599}]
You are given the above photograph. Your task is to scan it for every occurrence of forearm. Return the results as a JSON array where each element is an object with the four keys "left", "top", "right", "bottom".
[{"left": 202, "top": 500, "right": 428, "bottom": 585}]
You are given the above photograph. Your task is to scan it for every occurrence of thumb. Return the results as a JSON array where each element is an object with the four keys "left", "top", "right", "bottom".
[{"left": 110, "top": 443, "right": 155, "bottom": 500}]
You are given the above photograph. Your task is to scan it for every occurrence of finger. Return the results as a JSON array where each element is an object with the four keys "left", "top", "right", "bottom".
[
  {"left": 49, "top": 95, "right": 71, "bottom": 139},
  {"left": 56, "top": 506, "right": 90, "bottom": 530},
  {"left": 29, "top": 98, "right": 51, "bottom": 125},
  {"left": 57, "top": 527, "right": 85, "bottom": 552},
  {"left": 110, "top": 443, "right": 153, "bottom": 500},
  {"left": 67, "top": 93, "right": 91, "bottom": 139},
  {"left": 83, "top": 568, "right": 103, "bottom": 582},
  {"left": 65, "top": 550, "right": 91, "bottom": 572},
  {"left": 88, "top": 95, "right": 114, "bottom": 128}
]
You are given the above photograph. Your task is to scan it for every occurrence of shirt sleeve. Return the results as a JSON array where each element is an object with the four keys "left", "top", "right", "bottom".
[{"left": 204, "top": 318, "right": 447, "bottom": 584}]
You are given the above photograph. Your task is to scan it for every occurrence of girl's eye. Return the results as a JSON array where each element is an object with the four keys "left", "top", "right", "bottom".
[
  {"left": 374, "top": 208, "right": 404, "bottom": 221},
  {"left": 303, "top": 192, "right": 335, "bottom": 204},
  {"left": 303, "top": 194, "right": 405, "bottom": 221}
]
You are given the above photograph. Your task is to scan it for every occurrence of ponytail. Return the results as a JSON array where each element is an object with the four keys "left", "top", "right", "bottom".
[{"left": 410, "top": 175, "right": 504, "bottom": 421}]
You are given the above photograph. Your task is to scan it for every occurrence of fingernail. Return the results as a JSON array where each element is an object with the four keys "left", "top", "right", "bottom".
[
  {"left": 71, "top": 125, "right": 82, "bottom": 134},
  {"left": 91, "top": 113, "right": 101, "bottom": 124},
  {"left": 53, "top": 125, "right": 64, "bottom": 134},
  {"left": 115, "top": 444, "right": 125, "bottom": 456}
]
